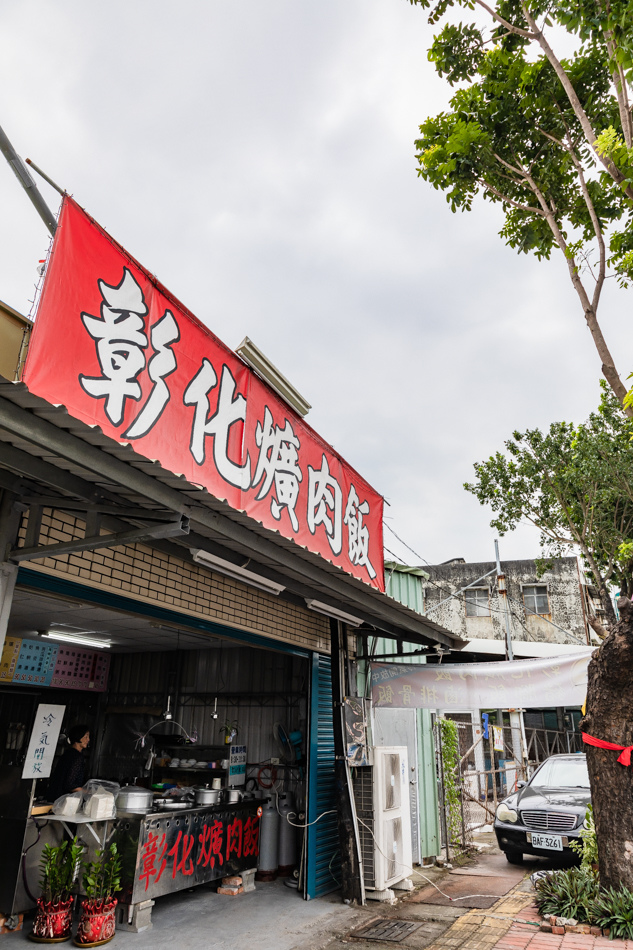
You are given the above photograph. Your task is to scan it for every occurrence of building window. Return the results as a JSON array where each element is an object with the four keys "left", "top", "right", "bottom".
[
  {"left": 465, "top": 588, "right": 490, "bottom": 617},
  {"left": 523, "top": 585, "right": 550, "bottom": 615}
]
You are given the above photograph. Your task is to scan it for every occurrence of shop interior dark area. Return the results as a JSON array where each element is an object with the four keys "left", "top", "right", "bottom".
[{"left": 0, "top": 585, "right": 313, "bottom": 926}]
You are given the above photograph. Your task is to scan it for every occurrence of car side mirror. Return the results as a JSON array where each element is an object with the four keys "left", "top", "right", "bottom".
[{"left": 517, "top": 780, "right": 527, "bottom": 788}]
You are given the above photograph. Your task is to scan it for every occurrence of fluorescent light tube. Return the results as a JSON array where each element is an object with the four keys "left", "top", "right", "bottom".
[
  {"left": 191, "top": 549, "right": 285, "bottom": 595},
  {"left": 305, "top": 599, "right": 363, "bottom": 627},
  {"left": 43, "top": 631, "right": 112, "bottom": 649}
]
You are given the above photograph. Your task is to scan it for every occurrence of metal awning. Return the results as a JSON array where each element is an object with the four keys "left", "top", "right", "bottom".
[{"left": 0, "top": 377, "right": 461, "bottom": 650}]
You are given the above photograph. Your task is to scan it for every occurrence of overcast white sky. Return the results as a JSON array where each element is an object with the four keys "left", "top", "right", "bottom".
[{"left": 1, "top": 1, "right": 629, "bottom": 569}]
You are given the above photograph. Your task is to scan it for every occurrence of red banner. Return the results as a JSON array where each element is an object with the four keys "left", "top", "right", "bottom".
[{"left": 24, "top": 197, "right": 384, "bottom": 589}]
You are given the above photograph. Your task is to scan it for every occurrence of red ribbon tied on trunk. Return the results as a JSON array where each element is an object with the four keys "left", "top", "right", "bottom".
[{"left": 582, "top": 731, "right": 633, "bottom": 766}]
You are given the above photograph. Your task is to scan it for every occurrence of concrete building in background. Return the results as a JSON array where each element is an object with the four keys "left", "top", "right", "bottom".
[{"left": 417, "top": 556, "right": 602, "bottom": 659}]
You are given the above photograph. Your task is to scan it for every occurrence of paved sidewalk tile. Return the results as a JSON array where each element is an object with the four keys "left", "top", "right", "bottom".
[
  {"left": 419, "top": 878, "right": 633, "bottom": 950},
  {"left": 490, "top": 917, "right": 631, "bottom": 950}
]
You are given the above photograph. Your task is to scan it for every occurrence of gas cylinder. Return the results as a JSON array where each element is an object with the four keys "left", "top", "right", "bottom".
[
  {"left": 277, "top": 791, "right": 297, "bottom": 876},
  {"left": 255, "top": 798, "right": 280, "bottom": 881}
]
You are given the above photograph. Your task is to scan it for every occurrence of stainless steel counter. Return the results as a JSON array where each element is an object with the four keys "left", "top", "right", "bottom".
[
  {"left": 2, "top": 797, "right": 262, "bottom": 917},
  {"left": 114, "top": 798, "right": 263, "bottom": 904}
]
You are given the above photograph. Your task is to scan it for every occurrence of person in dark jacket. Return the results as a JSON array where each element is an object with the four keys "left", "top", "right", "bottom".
[{"left": 48, "top": 724, "right": 90, "bottom": 801}]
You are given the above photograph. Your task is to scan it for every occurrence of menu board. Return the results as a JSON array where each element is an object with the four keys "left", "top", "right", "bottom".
[
  {"left": 0, "top": 638, "right": 110, "bottom": 692},
  {"left": 51, "top": 646, "right": 110, "bottom": 691},
  {"left": 13, "top": 639, "right": 59, "bottom": 686},
  {"left": 0, "top": 636, "right": 22, "bottom": 683}
]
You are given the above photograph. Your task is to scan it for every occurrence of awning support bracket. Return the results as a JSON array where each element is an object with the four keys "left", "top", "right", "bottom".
[{"left": 9, "top": 514, "right": 190, "bottom": 562}]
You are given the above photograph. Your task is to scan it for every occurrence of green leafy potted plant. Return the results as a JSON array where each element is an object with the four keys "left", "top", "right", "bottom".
[
  {"left": 569, "top": 804, "right": 599, "bottom": 871},
  {"left": 31, "top": 839, "right": 83, "bottom": 943},
  {"left": 74, "top": 844, "right": 121, "bottom": 947}
]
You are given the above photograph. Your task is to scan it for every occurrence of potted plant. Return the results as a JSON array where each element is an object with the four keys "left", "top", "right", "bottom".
[
  {"left": 74, "top": 844, "right": 121, "bottom": 947},
  {"left": 221, "top": 719, "right": 238, "bottom": 745},
  {"left": 31, "top": 838, "right": 83, "bottom": 943}
]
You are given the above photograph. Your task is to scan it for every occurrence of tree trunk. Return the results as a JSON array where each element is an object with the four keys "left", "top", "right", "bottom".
[{"left": 580, "top": 600, "right": 633, "bottom": 889}]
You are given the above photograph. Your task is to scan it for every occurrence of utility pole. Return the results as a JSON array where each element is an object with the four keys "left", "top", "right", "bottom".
[
  {"left": 494, "top": 541, "right": 530, "bottom": 781},
  {"left": 0, "top": 124, "right": 58, "bottom": 236},
  {"left": 494, "top": 539, "right": 514, "bottom": 661}
]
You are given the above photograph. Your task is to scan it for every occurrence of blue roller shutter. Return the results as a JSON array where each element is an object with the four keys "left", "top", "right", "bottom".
[{"left": 305, "top": 653, "right": 340, "bottom": 899}]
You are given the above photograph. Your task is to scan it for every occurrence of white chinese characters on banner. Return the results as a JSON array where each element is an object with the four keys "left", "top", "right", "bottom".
[
  {"left": 22, "top": 704, "right": 65, "bottom": 779},
  {"left": 78, "top": 271, "right": 378, "bottom": 576},
  {"left": 24, "top": 198, "right": 386, "bottom": 590}
]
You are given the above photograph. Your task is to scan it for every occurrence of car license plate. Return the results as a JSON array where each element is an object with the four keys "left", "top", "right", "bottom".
[{"left": 527, "top": 832, "right": 564, "bottom": 851}]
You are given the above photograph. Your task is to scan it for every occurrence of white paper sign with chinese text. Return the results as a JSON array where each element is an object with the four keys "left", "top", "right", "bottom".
[
  {"left": 22, "top": 704, "right": 65, "bottom": 779},
  {"left": 228, "top": 744, "right": 247, "bottom": 787},
  {"left": 492, "top": 726, "right": 504, "bottom": 752}
]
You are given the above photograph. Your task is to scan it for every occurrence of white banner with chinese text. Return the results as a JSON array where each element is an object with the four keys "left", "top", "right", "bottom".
[{"left": 370, "top": 650, "right": 593, "bottom": 710}]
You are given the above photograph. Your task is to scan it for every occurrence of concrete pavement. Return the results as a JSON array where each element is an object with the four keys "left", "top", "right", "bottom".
[{"left": 5, "top": 835, "right": 631, "bottom": 950}]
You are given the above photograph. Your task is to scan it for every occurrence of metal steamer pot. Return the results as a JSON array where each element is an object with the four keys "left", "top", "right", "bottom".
[
  {"left": 194, "top": 787, "right": 221, "bottom": 805},
  {"left": 117, "top": 786, "right": 154, "bottom": 813},
  {"left": 225, "top": 789, "right": 242, "bottom": 804}
]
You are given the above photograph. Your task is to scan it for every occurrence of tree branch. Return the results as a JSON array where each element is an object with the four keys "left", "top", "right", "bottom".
[
  {"left": 492, "top": 151, "right": 528, "bottom": 177},
  {"left": 479, "top": 177, "right": 546, "bottom": 215},
  {"left": 520, "top": 1, "right": 633, "bottom": 201},
  {"left": 563, "top": 137, "right": 607, "bottom": 312},
  {"left": 588, "top": 616, "right": 608, "bottom": 640},
  {"left": 599, "top": 0, "right": 633, "bottom": 148},
  {"left": 519, "top": 165, "right": 632, "bottom": 414},
  {"left": 473, "top": 0, "right": 535, "bottom": 39}
]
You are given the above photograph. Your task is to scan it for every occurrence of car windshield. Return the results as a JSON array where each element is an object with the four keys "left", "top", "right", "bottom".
[{"left": 530, "top": 757, "right": 590, "bottom": 788}]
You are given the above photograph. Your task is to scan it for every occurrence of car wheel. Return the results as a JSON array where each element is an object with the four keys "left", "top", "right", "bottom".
[{"left": 505, "top": 850, "right": 523, "bottom": 865}]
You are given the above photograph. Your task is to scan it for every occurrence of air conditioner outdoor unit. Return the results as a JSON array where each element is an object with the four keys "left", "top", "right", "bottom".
[{"left": 353, "top": 745, "right": 413, "bottom": 893}]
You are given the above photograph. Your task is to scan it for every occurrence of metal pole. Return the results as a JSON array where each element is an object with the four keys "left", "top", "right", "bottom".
[
  {"left": 494, "top": 539, "right": 514, "bottom": 661},
  {"left": 488, "top": 730, "right": 498, "bottom": 812},
  {"left": 0, "top": 124, "right": 58, "bottom": 235},
  {"left": 25, "top": 158, "right": 65, "bottom": 196}
]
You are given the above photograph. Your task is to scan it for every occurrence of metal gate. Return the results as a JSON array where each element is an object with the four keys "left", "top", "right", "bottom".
[
  {"left": 305, "top": 653, "right": 340, "bottom": 899},
  {"left": 435, "top": 717, "right": 583, "bottom": 857}
]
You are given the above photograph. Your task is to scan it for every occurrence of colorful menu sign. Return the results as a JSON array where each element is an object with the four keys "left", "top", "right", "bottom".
[
  {"left": 0, "top": 637, "right": 110, "bottom": 692},
  {"left": 24, "top": 197, "right": 384, "bottom": 590}
]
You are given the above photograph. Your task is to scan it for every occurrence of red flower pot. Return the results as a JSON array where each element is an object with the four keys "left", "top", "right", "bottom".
[
  {"left": 30, "top": 897, "right": 74, "bottom": 943},
  {"left": 73, "top": 899, "right": 117, "bottom": 947}
]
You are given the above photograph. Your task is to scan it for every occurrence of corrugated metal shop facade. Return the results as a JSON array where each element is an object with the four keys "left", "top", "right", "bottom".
[{"left": 0, "top": 373, "right": 458, "bottom": 913}]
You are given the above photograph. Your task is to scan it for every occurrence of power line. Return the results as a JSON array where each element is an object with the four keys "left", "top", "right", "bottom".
[
  {"left": 382, "top": 522, "right": 587, "bottom": 645},
  {"left": 383, "top": 520, "right": 430, "bottom": 564}
]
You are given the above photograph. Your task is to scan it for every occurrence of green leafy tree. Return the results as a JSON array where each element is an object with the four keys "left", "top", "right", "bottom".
[
  {"left": 465, "top": 386, "right": 633, "bottom": 887},
  {"left": 409, "top": 0, "right": 633, "bottom": 412},
  {"left": 465, "top": 384, "right": 633, "bottom": 624}
]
